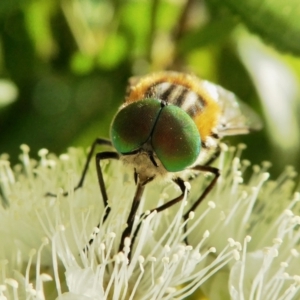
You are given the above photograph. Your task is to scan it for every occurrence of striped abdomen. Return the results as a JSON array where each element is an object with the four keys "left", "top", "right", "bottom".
[
  {"left": 144, "top": 82, "right": 205, "bottom": 119},
  {"left": 125, "top": 72, "right": 221, "bottom": 142}
]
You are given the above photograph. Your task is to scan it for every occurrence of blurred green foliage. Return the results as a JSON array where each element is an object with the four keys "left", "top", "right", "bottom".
[{"left": 0, "top": 0, "right": 300, "bottom": 179}]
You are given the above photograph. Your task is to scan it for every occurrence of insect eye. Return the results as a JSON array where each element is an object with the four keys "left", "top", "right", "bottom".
[
  {"left": 152, "top": 105, "right": 201, "bottom": 172},
  {"left": 110, "top": 98, "right": 161, "bottom": 154}
]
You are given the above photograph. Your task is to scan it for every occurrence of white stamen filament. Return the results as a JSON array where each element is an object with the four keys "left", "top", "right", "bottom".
[{"left": 0, "top": 145, "right": 299, "bottom": 299}]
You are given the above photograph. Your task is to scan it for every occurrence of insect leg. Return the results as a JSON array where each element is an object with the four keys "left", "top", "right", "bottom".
[
  {"left": 75, "top": 138, "right": 113, "bottom": 192},
  {"left": 95, "top": 151, "right": 119, "bottom": 217},
  {"left": 118, "top": 183, "right": 145, "bottom": 253},
  {"left": 84, "top": 150, "right": 119, "bottom": 250},
  {"left": 128, "top": 178, "right": 186, "bottom": 260},
  {"left": 46, "top": 138, "right": 112, "bottom": 197},
  {"left": 118, "top": 178, "right": 149, "bottom": 253},
  {"left": 183, "top": 165, "right": 220, "bottom": 243}
]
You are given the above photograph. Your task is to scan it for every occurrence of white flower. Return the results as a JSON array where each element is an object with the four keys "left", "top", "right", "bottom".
[{"left": 0, "top": 143, "right": 299, "bottom": 300}]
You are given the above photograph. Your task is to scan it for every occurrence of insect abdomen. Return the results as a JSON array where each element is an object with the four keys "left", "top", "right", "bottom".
[
  {"left": 146, "top": 82, "right": 205, "bottom": 119},
  {"left": 125, "top": 71, "right": 221, "bottom": 141}
]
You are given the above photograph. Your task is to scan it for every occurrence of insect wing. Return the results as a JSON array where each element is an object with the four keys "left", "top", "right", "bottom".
[{"left": 201, "top": 80, "right": 263, "bottom": 137}]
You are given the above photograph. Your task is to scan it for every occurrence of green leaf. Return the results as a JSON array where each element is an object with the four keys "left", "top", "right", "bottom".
[{"left": 209, "top": 0, "right": 300, "bottom": 55}]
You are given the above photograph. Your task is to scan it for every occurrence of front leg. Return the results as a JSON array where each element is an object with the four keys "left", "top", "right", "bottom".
[
  {"left": 95, "top": 151, "right": 119, "bottom": 221},
  {"left": 84, "top": 150, "right": 119, "bottom": 250},
  {"left": 118, "top": 175, "right": 154, "bottom": 254},
  {"left": 46, "top": 137, "right": 112, "bottom": 197}
]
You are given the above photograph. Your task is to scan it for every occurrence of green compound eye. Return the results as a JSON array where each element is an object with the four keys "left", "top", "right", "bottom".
[
  {"left": 111, "top": 98, "right": 161, "bottom": 154},
  {"left": 152, "top": 105, "right": 201, "bottom": 172},
  {"left": 111, "top": 98, "right": 201, "bottom": 172}
]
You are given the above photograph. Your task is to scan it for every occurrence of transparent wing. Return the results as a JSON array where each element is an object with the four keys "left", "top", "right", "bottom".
[{"left": 201, "top": 80, "right": 263, "bottom": 137}]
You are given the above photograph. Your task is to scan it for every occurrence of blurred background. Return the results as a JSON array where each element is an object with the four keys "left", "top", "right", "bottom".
[{"left": 0, "top": 0, "right": 300, "bottom": 178}]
